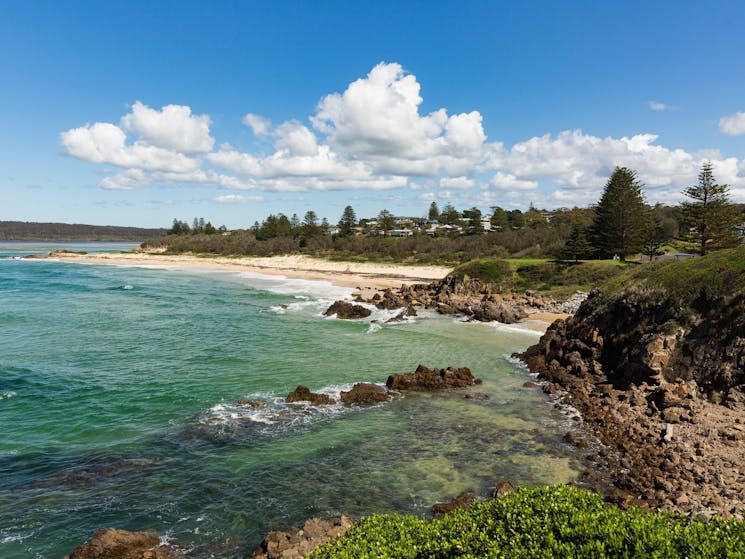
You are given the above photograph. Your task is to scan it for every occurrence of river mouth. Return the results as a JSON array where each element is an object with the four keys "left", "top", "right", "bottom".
[{"left": 0, "top": 245, "right": 584, "bottom": 558}]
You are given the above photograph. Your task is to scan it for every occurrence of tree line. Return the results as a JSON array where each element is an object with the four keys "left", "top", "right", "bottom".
[{"left": 154, "top": 161, "right": 743, "bottom": 263}]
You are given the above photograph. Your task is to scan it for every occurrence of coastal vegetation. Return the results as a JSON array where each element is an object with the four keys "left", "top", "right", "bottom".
[
  {"left": 0, "top": 221, "right": 165, "bottom": 241},
  {"left": 311, "top": 485, "right": 745, "bottom": 558},
  {"left": 142, "top": 163, "right": 744, "bottom": 268}
]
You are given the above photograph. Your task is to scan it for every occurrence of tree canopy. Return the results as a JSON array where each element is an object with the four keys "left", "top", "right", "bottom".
[
  {"left": 337, "top": 205, "right": 357, "bottom": 236},
  {"left": 590, "top": 167, "right": 647, "bottom": 260},
  {"left": 682, "top": 161, "right": 738, "bottom": 255}
]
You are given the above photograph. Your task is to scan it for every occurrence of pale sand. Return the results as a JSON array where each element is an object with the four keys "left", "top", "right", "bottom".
[
  {"left": 44, "top": 251, "right": 452, "bottom": 290},
  {"left": 42, "top": 251, "right": 565, "bottom": 332}
]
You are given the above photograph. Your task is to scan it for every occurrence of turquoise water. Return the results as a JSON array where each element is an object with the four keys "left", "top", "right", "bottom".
[{"left": 0, "top": 242, "right": 581, "bottom": 558}]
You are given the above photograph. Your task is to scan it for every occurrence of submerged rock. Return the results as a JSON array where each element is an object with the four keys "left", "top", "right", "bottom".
[
  {"left": 285, "top": 385, "right": 334, "bottom": 406},
  {"left": 323, "top": 300, "right": 372, "bottom": 319},
  {"left": 386, "top": 364, "right": 477, "bottom": 391},
  {"left": 65, "top": 528, "right": 180, "bottom": 559},
  {"left": 339, "top": 383, "right": 391, "bottom": 405}
]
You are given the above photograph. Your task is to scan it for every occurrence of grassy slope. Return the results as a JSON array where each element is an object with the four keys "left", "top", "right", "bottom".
[
  {"left": 600, "top": 247, "right": 745, "bottom": 304},
  {"left": 449, "top": 257, "right": 633, "bottom": 298}
]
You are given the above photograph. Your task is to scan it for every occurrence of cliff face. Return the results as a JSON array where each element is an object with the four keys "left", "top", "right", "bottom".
[
  {"left": 520, "top": 250, "right": 745, "bottom": 516},
  {"left": 525, "top": 286, "right": 745, "bottom": 396}
]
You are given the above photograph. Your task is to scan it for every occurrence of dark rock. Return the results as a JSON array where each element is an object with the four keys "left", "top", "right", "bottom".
[
  {"left": 286, "top": 386, "right": 334, "bottom": 406},
  {"left": 323, "top": 301, "right": 371, "bottom": 319},
  {"left": 237, "top": 399, "right": 264, "bottom": 408},
  {"left": 386, "top": 364, "right": 476, "bottom": 391},
  {"left": 564, "top": 431, "right": 588, "bottom": 448},
  {"left": 491, "top": 480, "right": 517, "bottom": 498},
  {"left": 431, "top": 491, "right": 475, "bottom": 519},
  {"left": 339, "top": 383, "right": 390, "bottom": 405},
  {"left": 522, "top": 381, "right": 539, "bottom": 388},
  {"left": 464, "top": 392, "right": 490, "bottom": 401},
  {"left": 66, "top": 528, "right": 179, "bottom": 559}
]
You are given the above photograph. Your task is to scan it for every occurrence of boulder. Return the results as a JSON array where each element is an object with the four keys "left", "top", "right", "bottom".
[
  {"left": 491, "top": 480, "right": 517, "bottom": 498},
  {"left": 431, "top": 491, "right": 475, "bottom": 519},
  {"left": 251, "top": 516, "right": 354, "bottom": 559},
  {"left": 286, "top": 386, "right": 334, "bottom": 406},
  {"left": 339, "top": 383, "right": 391, "bottom": 405},
  {"left": 323, "top": 301, "right": 371, "bottom": 319},
  {"left": 386, "top": 364, "right": 477, "bottom": 391},
  {"left": 66, "top": 528, "right": 179, "bottom": 559}
]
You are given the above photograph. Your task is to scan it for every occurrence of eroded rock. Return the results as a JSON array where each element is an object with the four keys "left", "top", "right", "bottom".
[
  {"left": 286, "top": 386, "right": 334, "bottom": 406},
  {"left": 339, "top": 383, "right": 391, "bottom": 405},
  {"left": 65, "top": 528, "right": 179, "bottom": 559},
  {"left": 323, "top": 301, "right": 371, "bottom": 319},
  {"left": 386, "top": 364, "right": 477, "bottom": 391}
]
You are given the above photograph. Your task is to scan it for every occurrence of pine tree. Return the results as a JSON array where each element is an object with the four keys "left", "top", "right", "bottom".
[
  {"left": 681, "top": 161, "right": 737, "bottom": 255},
  {"left": 640, "top": 206, "right": 671, "bottom": 261},
  {"left": 590, "top": 167, "right": 647, "bottom": 260},
  {"left": 562, "top": 223, "right": 593, "bottom": 262},
  {"left": 490, "top": 207, "right": 509, "bottom": 231},
  {"left": 338, "top": 206, "right": 357, "bottom": 236},
  {"left": 377, "top": 209, "right": 396, "bottom": 234},
  {"left": 428, "top": 201, "right": 440, "bottom": 221}
]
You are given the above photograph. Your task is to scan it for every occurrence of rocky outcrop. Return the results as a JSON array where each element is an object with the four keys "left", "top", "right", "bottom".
[
  {"left": 519, "top": 286, "right": 745, "bottom": 517},
  {"left": 65, "top": 528, "right": 180, "bottom": 559},
  {"left": 431, "top": 491, "right": 475, "bottom": 519},
  {"left": 358, "top": 277, "right": 579, "bottom": 324},
  {"left": 339, "top": 383, "right": 391, "bottom": 405},
  {"left": 286, "top": 385, "right": 334, "bottom": 406},
  {"left": 250, "top": 516, "right": 354, "bottom": 559},
  {"left": 386, "top": 364, "right": 478, "bottom": 391},
  {"left": 323, "top": 301, "right": 371, "bottom": 319}
]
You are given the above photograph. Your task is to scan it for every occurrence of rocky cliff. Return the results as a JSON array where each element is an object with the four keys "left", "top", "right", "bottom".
[{"left": 520, "top": 248, "right": 745, "bottom": 517}]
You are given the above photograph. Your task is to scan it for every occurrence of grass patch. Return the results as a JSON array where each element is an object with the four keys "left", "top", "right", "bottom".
[
  {"left": 450, "top": 258, "right": 513, "bottom": 289},
  {"left": 311, "top": 486, "right": 745, "bottom": 559},
  {"left": 600, "top": 247, "right": 745, "bottom": 305},
  {"left": 511, "top": 260, "right": 632, "bottom": 296}
]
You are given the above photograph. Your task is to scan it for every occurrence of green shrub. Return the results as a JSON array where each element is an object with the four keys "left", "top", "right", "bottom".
[{"left": 311, "top": 486, "right": 745, "bottom": 559}]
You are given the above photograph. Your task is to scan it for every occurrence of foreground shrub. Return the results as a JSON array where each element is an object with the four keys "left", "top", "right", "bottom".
[{"left": 311, "top": 486, "right": 745, "bottom": 559}]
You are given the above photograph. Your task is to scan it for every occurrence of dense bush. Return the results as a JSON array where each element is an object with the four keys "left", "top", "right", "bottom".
[{"left": 311, "top": 486, "right": 745, "bottom": 559}]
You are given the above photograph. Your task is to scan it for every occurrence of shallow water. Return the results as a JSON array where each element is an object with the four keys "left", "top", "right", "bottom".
[{"left": 0, "top": 242, "right": 581, "bottom": 558}]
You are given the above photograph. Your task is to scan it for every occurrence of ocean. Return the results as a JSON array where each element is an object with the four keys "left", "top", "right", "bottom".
[{"left": 0, "top": 242, "right": 582, "bottom": 558}]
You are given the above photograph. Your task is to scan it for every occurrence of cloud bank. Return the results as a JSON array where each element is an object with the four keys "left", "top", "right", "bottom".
[{"left": 61, "top": 62, "right": 745, "bottom": 208}]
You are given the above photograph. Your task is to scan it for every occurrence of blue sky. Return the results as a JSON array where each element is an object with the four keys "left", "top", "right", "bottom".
[{"left": 2, "top": 0, "right": 744, "bottom": 228}]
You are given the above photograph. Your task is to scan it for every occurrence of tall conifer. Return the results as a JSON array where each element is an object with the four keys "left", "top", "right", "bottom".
[
  {"left": 681, "top": 161, "right": 737, "bottom": 255},
  {"left": 590, "top": 167, "right": 647, "bottom": 260}
]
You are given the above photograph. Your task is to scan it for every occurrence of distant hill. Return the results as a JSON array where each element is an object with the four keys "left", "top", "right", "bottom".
[{"left": 0, "top": 221, "right": 166, "bottom": 241}]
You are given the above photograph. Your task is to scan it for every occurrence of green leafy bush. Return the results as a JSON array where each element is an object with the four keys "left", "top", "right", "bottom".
[{"left": 311, "top": 486, "right": 745, "bottom": 559}]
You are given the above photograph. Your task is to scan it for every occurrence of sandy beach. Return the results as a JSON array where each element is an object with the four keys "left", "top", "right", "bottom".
[
  {"left": 39, "top": 250, "right": 567, "bottom": 329},
  {"left": 42, "top": 251, "right": 452, "bottom": 290}
]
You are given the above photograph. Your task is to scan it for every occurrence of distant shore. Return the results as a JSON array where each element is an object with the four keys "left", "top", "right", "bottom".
[
  {"left": 33, "top": 250, "right": 452, "bottom": 289},
  {"left": 30, "top": 250, "right": 568, "bottom": 330}
]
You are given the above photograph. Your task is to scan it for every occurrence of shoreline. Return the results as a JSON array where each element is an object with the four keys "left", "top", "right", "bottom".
[
  {"left": 30, "top": 251, "right": 569, "bottom": 330},
  {"left": 37, "top": 251, "right": 451, "bottom": 290}
]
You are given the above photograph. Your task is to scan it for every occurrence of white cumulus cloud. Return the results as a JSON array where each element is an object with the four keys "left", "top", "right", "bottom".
[
  {"left": 719, "top": 112, "right": 745, "bottom": 135},
  {"left": 243, "top": 113, "right": 272, "bottom": 136},
  {"left": 60, "top": 63, "right": 745, "bottom": 208},
  {"left": 61, "top": 122, "right": 200, "bottom": 173},
  {"left": 121, "top": 101, "right": 214, "bottom": 153}
]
